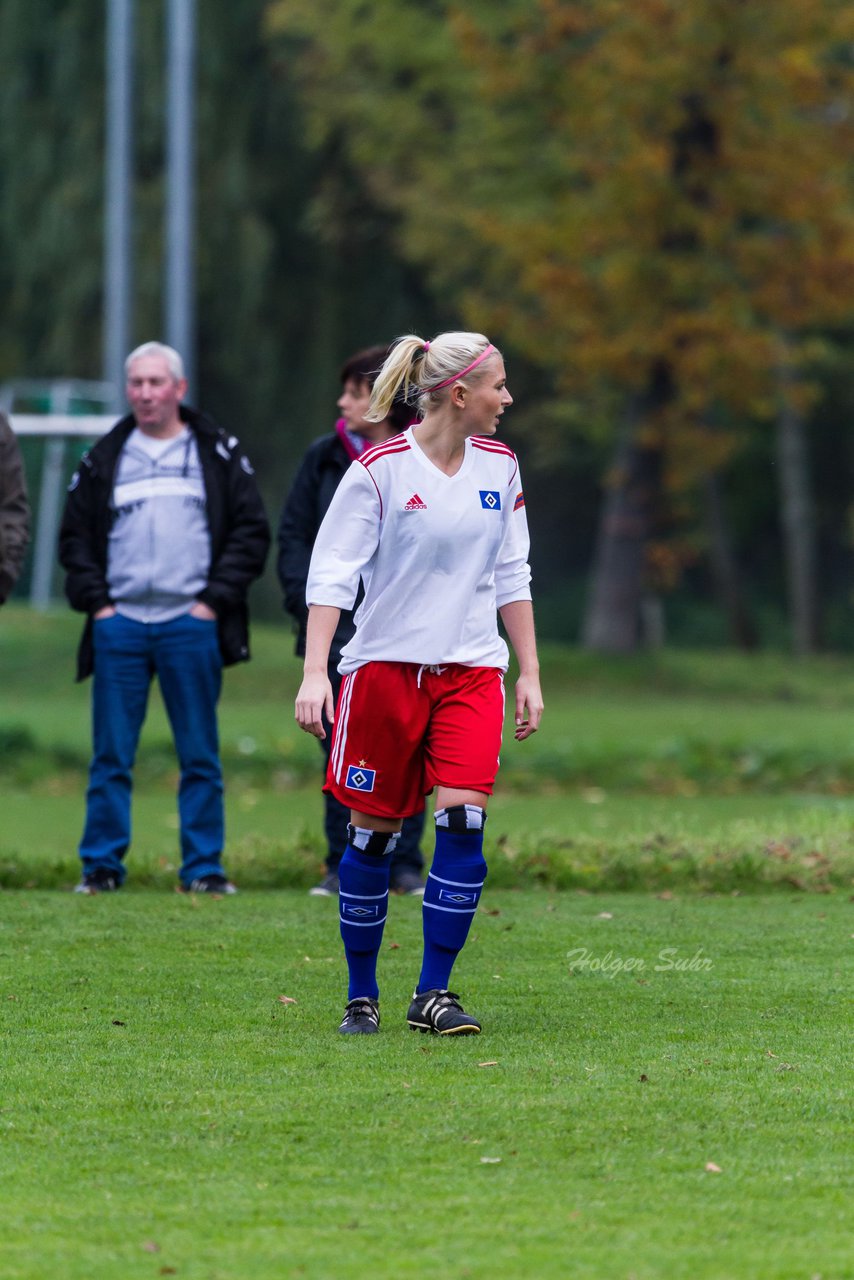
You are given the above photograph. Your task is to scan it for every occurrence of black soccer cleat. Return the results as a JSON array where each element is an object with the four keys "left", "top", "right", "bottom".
[
  {"left": 339, "top": 997, "right": 380, "bottom": 1035},
  {"left": 406, "top": 989, "right": 481, "bottom": 1035}
]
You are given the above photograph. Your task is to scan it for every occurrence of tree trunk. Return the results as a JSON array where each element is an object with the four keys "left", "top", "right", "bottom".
[
  {"left": 702, "top": 471, "right": 759, "bottom": 650},
  {"left": 581, "top": 422, "right": 661, "bottom": 653},
  {"left": 775, "top": 352, "right": 819, "bottom": 655}
]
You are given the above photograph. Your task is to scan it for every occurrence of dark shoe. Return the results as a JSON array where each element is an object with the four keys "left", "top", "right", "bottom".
[
  {"left": 390, "top": 868, "right": 425, "bottom": 896},
  {"left": 338, "top": 997, "right": 380, "bottom": 1034},
  {"left": 74, "top": 869, "right": 120, "bottom": 894},
  {"left": 186, "top": 874, "right": 237, "bottom": 895},
  {"left": 407, "top": 989, "right": 481, "bottom": 1035},
  {"left": 309, "top": 872, "right": 339, "bottom": 897}
]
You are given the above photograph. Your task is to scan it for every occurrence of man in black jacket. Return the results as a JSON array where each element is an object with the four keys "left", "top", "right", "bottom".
[
  {"left": 0, "top": 413, "right": 30, "bottom": 605},
  {"left": 278, "top": 346, "right": 425, "bottom": 896},
  {"left": 60, "top": 342, "right": 270, "bottom": 894}
]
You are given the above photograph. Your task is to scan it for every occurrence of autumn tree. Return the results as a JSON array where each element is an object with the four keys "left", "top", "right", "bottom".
[{"left": 267, "top": 0, "right": 854, "bottom": 650}]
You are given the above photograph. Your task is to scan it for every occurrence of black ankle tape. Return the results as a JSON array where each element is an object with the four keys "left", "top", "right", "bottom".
[{"left": 347, "top": 824, "right": 400, "bottom": 857}]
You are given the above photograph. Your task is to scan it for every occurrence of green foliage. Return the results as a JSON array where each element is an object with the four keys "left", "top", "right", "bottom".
[
  {"left": 267, "top": 0, "right": 854, "bottom": 421},
  {"left": 0, "top": 1, "right": 439, "bottom": 498},
  {"left": 265, "top": 0, "right": 854, "bottom": 634},
  {"left": 4, "top": 6, "right": 854, "bottom": 633},
  {"left": 0, "top": 0, "right": 104, "bottom": 376}
]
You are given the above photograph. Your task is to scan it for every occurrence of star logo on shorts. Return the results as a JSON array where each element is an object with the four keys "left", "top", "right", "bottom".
[{"left": 346, "top": 763, "right": 376, "bottom": 792}]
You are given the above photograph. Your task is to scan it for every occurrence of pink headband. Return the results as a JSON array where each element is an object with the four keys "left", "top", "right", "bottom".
[{"left": 426, "top": 344, "right": 495, "bottom": 392}]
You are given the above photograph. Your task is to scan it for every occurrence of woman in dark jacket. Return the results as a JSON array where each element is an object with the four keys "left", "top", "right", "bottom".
[{"left": 277, "top": 346, "right": 425, "bottom": 896}]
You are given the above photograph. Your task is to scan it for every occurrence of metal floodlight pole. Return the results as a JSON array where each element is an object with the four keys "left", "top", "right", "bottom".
[
  {"left": 103, "top": 0, "right": 134, "bottom": 414},
  {"left": 165, "top": 0, "right": 196, "bottom": 396}
]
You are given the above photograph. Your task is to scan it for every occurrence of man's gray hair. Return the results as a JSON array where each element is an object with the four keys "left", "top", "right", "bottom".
[{"left": 125, "top": 342, "right": 185, "bottom": 382}]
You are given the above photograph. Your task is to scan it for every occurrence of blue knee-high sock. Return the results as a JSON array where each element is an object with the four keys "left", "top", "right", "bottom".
[
  {"left": 418, "top": 806, "right": 487, "bottom": 994},
  {"left": 339, "top": 826, "right": 398, "bottom": 1001}
]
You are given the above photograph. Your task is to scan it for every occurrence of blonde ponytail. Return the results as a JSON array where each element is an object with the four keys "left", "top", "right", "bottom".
[
  {"left": 366, "top": 331, "right": 497, "bottom": 422},
  {"left": 365, "top": 335, "right": 429, "bottom": 422}
]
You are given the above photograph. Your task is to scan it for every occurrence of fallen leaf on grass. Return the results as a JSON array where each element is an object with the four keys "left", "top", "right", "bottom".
[
  {"left": 111, "top": 1020, "right": 126, "bottom": 1026},
  {"left": 657, "top": 891, "right": 674, "bottom": 900},
  {"left": 402, "top": 1082, "right": 411, "bottom": 1088},
  {"left": 705, "top": 1162, "right": 723, "bottom": 1174},
  {"left": 776, "top": 1063, "right": 798, "bottom": 1072},
  {"left": 387, "top": 941, "right": 400, "bottom": 950},
  {"left": 639, "top": 1074, "right": 649, "bottom": 1083},
  {"left": 596, "top": 912, "right": 614, "bottom": 920},
  {"left": 478, "top": 1061, "right": 499, "bottom": 1068},
  {"left": 159, "top": 1269, "right": 177, "bottom": 1277},
  {"left": 480, "top": 1157, "right": 502, "bottom": 1164},
  {"left": 481, "top": 908, "right": 501, "bottom": 917},
  {"left": 142, "top": 1240, "right": 161, "bottom": 1253},
  {"left": 765, "top": 841, "right": 792, "bottom": 861},
  {"left": 766, "top": 1050, "right": 778, "bottom": 1058},
  {"left": 276, "top": 996, "right": 297, "bottom": 1005}
]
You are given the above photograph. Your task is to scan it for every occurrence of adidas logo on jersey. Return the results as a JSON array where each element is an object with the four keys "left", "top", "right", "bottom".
[{"left": 404, "top": 493, "right": 427, "bottom": 511}]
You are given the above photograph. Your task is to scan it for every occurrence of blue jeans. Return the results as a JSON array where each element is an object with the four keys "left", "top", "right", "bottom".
[{"left": 80, "top": 612, "right": 225, "bottom": 887}]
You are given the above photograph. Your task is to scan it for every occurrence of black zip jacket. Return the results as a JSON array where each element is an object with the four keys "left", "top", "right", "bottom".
[
  {"left": 59, "top": 406, "right": 270, "bottom": 681},
  {"left": 276, "top": 431, "right": 357, "bottom": 660}
]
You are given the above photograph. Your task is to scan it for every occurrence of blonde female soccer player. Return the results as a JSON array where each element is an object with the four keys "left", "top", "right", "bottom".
[{"left": 295, "top": 332, "right": 543, "bottom": 1035}]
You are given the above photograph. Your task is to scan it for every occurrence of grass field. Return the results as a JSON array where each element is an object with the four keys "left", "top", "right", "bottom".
[
  {"left": 1, "top": 607, "right": 853, "bottom": 1277},
  {"left": 2, "top": 891, "right": 851, "bottom": 1280}
]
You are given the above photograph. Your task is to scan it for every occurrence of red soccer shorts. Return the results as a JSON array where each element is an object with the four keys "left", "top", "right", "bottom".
[{"left": 324, "top": 661, "right": 506, "bottom": 819}]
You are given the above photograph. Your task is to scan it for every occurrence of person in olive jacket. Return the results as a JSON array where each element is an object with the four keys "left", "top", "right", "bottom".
[
  {"left": 0, "top": 413, "right": 30, "bottom": 605},
  {"left": 60, "top": 342, "right": 270, "bottom": 895}
]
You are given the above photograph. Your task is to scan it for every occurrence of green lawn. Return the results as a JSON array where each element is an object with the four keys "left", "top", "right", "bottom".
[
  {"left": 1, "top": 608, "right": 853, "bottom": 1276},
  {"left": 0, "top": 891, "right": 851, "bottom": 1280},
  {"left": 3, "top": 607, "right": 854, "bottom": 891}
]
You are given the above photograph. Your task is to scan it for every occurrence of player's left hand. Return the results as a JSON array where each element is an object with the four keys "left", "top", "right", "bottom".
[
  {"left": 295, "top": 672, "right": 335, "bottom": 739},
  {"left": 514, "top": 673, "right": 543, "bottom": 741}
]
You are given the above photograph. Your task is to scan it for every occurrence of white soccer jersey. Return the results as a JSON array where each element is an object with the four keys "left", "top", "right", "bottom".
[{"left": 306, "top": 426, "right": 532, "bottom": 673}]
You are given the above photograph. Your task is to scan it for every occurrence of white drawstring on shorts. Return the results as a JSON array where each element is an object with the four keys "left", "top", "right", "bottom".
[{"left": 416, "top": 663, "right": 447, "bottom": 688}]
